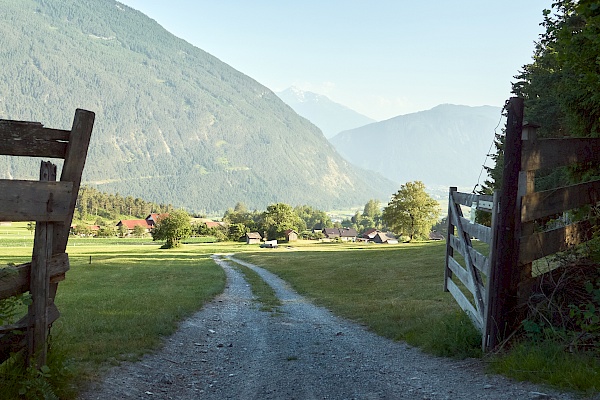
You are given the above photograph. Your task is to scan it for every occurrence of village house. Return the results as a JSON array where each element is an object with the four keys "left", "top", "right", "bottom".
[
  {"left": 116, "top": 219, "right": 151, "bottom": 235},
  {"left": 204, "top": 221, "right": 225, "bottom": 229},
  {"left": 323, "top": 228, "right": 358, "bottom": 242}
]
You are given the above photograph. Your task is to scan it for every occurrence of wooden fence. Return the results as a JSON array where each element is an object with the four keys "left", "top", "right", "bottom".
[
  {"left": 0, "top": 110, "right": 94, "bottom": 368},
  {"left": 445, "top": 97, "right": 600, "bottom": 351}
]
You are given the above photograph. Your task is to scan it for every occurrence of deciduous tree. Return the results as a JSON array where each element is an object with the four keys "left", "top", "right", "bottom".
[
  {"left": 261, "top": 203, "right": 303, "bottom": 240},
  {"left": 152, "top": 210, "right": 192, "bottom": 248},
  {"left": 382, "top": 181, "right": 440, "bottom": 241}
]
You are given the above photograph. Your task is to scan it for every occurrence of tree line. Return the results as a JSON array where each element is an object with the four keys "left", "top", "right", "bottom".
[
  {"left": 153, "top": 180, "right": 441, "bottom": 246},
  {"left": 75, "top": 186, "right": 175, "bottom": 222}
]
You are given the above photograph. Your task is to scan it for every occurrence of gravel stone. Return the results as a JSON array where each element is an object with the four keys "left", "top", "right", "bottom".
[{"left": 78, "top": 255, "right": 593, "bottom": 399}]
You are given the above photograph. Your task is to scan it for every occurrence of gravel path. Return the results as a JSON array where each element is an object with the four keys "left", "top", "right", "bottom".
[{"left": 79, "top": 254, "right": 588, "bottom": 400}]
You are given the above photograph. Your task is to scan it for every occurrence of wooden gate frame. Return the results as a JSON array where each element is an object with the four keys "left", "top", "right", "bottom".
[
  {"left": 446, "top": 97, "right": 600, "bottom": 351},
  {"left": 444, "top": 188, "right": 498, "bottom": 347},
  {"left": 0, "top": 109, "right": 94, "bottom": 368}
]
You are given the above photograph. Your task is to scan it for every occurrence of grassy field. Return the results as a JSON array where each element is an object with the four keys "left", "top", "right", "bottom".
[
  {"left": 1, "top": 222, "right": 598, "bottom": 396},
  {"left": 234, "top": 241, "right": 481, "bottom": 356},
  {"left": 0, "top": 234, "right": 248, "bottom": 398}
]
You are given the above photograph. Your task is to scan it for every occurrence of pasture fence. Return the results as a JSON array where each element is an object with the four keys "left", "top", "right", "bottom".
[
  {"left": 0, "top": 109, "right": 94, "bottom": 368},
  {"left": 445, "top": 97, "right": 600, "bottom": 351}
]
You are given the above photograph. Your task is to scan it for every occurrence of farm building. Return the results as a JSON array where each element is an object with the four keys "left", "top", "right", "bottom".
[
  {"left": 284, "top": 229, "right": 298, "bottom": 241},
  {"left": 116, "top": 219, "right": 151, "bottom": 235},
  {"left": 245, "top": 232, "right": 262, "bottom": 244},
  {"left": 323, "top": 228, "right": 357, "bottom": 241},
  {"left": 429, "top": 231, "right": 445, "bottom": 241},
  {"left": 373, "top": 232, "right": 398, "bottom": 244}
]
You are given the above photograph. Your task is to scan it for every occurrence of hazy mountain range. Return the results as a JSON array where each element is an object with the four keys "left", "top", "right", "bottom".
[
  {"left": 276, "top": 87, "right": 376, "bottom": 138},
  {"left": 0, "top": 0, "right": 396, "bottom": 213},
  {"left": 330, "top": 104, "right": 503, "bottom": 189}
]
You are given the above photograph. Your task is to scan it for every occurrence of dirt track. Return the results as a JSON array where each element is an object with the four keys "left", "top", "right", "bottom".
[{"left": 79, "top": 255, "right": 584, "bottom": 399}]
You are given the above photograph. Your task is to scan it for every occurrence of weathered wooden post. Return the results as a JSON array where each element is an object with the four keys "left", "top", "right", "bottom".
[
  {"left": 485, "top": 97, "right": 524, "bottom": 350},
  {"left": 444, "top": 187, "right": 457, "bottom": 292},
  {"left": 28, "top": 161, "right": 56, "bottom": 368}
]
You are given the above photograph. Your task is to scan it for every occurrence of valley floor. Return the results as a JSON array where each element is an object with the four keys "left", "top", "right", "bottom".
[{"left": 78, "top": 255, "right": 581, "bottom": 400}]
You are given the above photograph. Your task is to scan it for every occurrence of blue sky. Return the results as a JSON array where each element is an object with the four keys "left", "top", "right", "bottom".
[{"left": 119, "top": 1, "right": 551, "bottom": 120}]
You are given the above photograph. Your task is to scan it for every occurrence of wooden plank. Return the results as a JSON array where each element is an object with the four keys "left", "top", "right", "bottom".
[
  {"left": 52, "top": 109, "right": 95, "bottom": 255},
  {"left": 0, "top": 253, "right": 70, "bottom": 299},
  {"left": 28, "top": 161, "right": 55, "bottom": 368},
  {"left": 448, "top": 256, "right": 475, "bottom": 294},
  {"left": 521, "top": 180, "right": 600, "bottom": 222},
  {"left": 449, "top": 235, "right": 490, "bottom": 276},
  {"left": 0, "top": 121, "right": 70, "bottom": 157},
  {"left": 0, "top": 329, "right": 26, "bottom": 364},
  {"left": 458, "top": 216, "right": 493, "bottom": 244},
  {"left": 522, "top": 137, "right": 600, "bottom": 171},
  {"left": 0, "top": 137, "right": 67, "bottom": 159},
  {"left": 0, "top": 180, "right": 73, "bottom": 222},
  {"left": 0, "top": 320, "right": 29, "bottom": 334},
  {"left": 519, "top": 219, "right": 593, "bottom": 265},
  {"left": 486, "top": 97, "right": 524, "bottom": 351},
  {"left": 0, "top": 303, "right": 59, "bottom": 364},
  {"left": 452, "top": 192, "right": 494, "bottom": 208},
  {"left": 446, "top": 278, "right": 483, "bottom": 331}
]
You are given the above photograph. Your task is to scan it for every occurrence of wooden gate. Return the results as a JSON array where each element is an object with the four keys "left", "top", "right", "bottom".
[
  {"left": 445, "top": 97, "right": 600, "bottom": 351},
  {"left": 444, "top": 188, "right": 497, "bottom": 345},
  {"left": 0, "top": 109, "right": 94, "bottom": 368}
]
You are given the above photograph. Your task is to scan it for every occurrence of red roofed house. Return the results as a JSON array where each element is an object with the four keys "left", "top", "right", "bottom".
[
  {"left": 116, "top": 219, "right": 151, "bottom": 236},
  {"left": 204, "top": 221, "right": 224, "bottom": 229}
]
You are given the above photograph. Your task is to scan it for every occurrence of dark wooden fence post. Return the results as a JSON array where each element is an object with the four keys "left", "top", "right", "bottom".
[
  {"left": 486, "top": 97, "right": 524, "bottom": 349},
  {"left": 444, "top": 187, "right": 457, "bottom": 292},
  {"left": 28, "top": 161, "right": 57, "bottom": 368}
]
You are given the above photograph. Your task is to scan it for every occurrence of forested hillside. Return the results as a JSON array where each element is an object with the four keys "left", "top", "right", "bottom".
[
  {"left": 0, "top": 0, "right": 395, "bottom": 213},
  {"left": 330, "top": 104, "right": 502, "bottom": 189}
]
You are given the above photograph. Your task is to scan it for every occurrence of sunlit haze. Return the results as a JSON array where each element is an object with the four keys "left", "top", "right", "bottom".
[{"left": 118, "top": 1, "right": 550, "bottom": 120}]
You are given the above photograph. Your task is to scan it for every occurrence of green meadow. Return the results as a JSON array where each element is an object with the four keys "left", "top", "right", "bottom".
[{"left": 0, "top": 223, "right": 598, "bottom": 397}]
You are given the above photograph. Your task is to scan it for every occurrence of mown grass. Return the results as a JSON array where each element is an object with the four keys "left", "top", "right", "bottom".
[
  {"left": 0, "top": 241, "right": 249, "bottom": 399},
  {"left": 235, "top": 241, "right": 482, "bottom": 358},
  {"left": 235, "top": 241, "right": 599, "bottom": 395}
]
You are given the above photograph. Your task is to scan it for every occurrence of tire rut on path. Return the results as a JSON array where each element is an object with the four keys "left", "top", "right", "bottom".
[{"left": 79, "top": 254, "right": 584, "bottom": 400}]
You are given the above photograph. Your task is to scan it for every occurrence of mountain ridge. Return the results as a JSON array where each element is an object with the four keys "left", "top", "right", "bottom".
[
  {"left": 0, "top": 0, "right": 396, "bottom": 213},
  {"left": 330, "top": 104, "right": 503, "bottom": 189}
]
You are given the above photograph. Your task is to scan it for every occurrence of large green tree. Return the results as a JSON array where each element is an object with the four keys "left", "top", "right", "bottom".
[
  {"left": 294, "top": 205, "right": 332, "bottom": 231},
  {"left": 261, "top": 203, "right": 304, "bottom": 240},
  {"left": 152, "top": 210, "right": 192, "bottom": 248},
  {"left": 382, "top": 181, "right": 440, "bottom": 241}
]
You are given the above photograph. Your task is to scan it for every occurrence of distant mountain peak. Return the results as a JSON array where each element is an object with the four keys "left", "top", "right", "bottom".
[{"left": 277, "top": 87, "right": 376, "bottom": 138}]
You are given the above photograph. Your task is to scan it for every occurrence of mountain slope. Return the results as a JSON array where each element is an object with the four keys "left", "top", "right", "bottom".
[
  {"left": 277, "top": 87, "right": 376, "bottom": 138},
  {"left": 0, "top": 0, "right": 395, "bottom": 212},
  {"left": 330, "top": 104, "right": 503, "bottom": 189}
]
